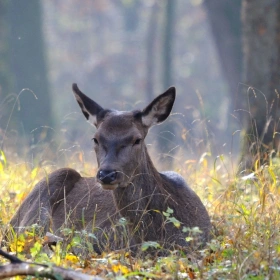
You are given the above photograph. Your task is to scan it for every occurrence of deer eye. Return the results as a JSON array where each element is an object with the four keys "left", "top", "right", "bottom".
[
  {"left": 133, "top": 138, "right": 142, "bottom": 145},
  {"left": 92, "top": 138, "right": 99, "bottom": 145}
]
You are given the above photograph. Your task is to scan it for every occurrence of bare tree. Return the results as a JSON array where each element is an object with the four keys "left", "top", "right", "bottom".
[
  {"left": 0, "top": 1, "right": 16, "bottom": 133},
  {"left": 145, "top": 2, "right": 159, "bottom": 102},
  {"left": 162, "top": 0, "right": 176, "bottom": 90},
  {"left": 204, "top": 0, "right": 242, "bottom": 103},
  {"left": 8, "top": 0, "right": 52, "bottom": 142},
  {"left": 157, "top": 0, "right": 177, "bottom": 162},
  {"left": 241, "top": 0, "right": 280, "bottom": 169}
]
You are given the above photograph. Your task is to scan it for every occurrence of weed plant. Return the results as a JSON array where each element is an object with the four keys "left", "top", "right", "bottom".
[{"left": 0, "top": 137, "right": 279, "bottom": 280}]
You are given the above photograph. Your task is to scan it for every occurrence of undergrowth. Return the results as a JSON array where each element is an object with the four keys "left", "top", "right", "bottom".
[{"left": 0, "top": 147, "right": 280, "bottom": 279}]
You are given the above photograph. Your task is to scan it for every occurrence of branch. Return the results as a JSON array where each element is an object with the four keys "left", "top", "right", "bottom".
[{"left": 0, "top": 249, "right": 102, "bottom": 280}]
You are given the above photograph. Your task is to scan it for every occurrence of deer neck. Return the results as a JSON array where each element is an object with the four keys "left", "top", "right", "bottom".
[{"left": 113, "top": 145, "right": 166, "bottom": 221}]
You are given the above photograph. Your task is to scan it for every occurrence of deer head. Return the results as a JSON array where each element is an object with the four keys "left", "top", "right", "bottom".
[{"left": 73, "top": 84, "right": 175, "bottom": 190}]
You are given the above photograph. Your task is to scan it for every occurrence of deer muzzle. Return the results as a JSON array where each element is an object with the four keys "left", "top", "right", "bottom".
[{"left": 97, "top": 169, "right": 119, "bottom": 190}]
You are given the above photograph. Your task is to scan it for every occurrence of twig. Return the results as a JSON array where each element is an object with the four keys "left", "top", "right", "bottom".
[{"left": 0, "top": 249, "right": 102, "bottom": 280}]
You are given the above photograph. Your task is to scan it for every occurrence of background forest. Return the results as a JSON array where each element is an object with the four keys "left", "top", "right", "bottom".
[
  {"left": 1, "top": 0, "right": 280, "bottom": 279},
  {"left": 1, "top": 0, "right": 279, "bottom": 168},
  {"left": 0, "top": 0, "right": 238, "bottom": 165}
]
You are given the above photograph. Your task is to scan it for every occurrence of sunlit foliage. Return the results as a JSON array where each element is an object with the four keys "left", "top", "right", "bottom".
[{"left": 1, "top": 146, "right": 280, "bottom": 279}]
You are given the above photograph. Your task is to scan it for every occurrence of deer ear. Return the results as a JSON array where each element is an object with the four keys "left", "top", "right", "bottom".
[
  {"left": 141, "top": 87, "right": 176, "bottom": 127},
  {"left": 72, "top": 83, "right": 104, "bottom": 126}
]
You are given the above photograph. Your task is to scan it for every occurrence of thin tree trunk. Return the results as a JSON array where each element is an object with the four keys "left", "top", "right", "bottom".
[
  {"left": 241, "top": 0, "right": 280, "bottom": 169},
  {"left": 158, "top": 0, "right": 177, "bottom": 165},
  {"left": 0, "top": 1, "right": 16, "bottom": 134},
  {"left": 204, "top": 0, "right": 242, "bottom": 105},
  {"left": 162, "top": 0, "right": 176, "bottom": 90},
  {"left": 145, "top": 2, "right": 159, "bottom": 102},
  {"left": 8, "top": 0, "right": 52, "bottom": 142}
]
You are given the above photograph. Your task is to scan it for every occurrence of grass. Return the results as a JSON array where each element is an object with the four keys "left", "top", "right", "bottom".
[{"left": 0, "top": 144, "right": 280, "bottom": 279}]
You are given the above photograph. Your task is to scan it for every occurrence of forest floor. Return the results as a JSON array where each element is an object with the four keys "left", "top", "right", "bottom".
[{"left": 0, "top": 147, "right": 279, "bottom": 279}]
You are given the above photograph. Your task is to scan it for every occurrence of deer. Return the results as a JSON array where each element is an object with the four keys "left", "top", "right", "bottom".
[{"left": 9, "top": 84, "right": 211, "bottom": 254}]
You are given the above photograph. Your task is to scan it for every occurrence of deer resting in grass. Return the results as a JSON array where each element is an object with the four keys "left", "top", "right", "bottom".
[{"left": 10, "top": 84, "right": 211, "bottom": 253}]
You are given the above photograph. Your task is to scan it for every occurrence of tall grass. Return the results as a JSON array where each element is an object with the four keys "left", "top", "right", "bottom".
[
  {"left": 1, "top": 89, "right": 280, "bottom": 278},
  {"left": 0, "top": 138, "right": 279, "bottom": 279}
]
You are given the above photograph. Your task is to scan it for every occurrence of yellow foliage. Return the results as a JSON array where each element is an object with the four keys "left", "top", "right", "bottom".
[
  {"left": 31, "top": 167, "right": 39, "bottom": 180},
  {"left": 65, "top": 254, "right": 79, "bottom": 263},
  {"left": 0, "top": 162, "right": 4, "bottom": 174},
  {"left": 111, "top": 263, "right": 130, "bottom": 274},
  {"left": 2, "top": 140, "right": 280, "bottom": 279},
  {"left": 10, "top": 240, "right": 25, "bottom": 253}
]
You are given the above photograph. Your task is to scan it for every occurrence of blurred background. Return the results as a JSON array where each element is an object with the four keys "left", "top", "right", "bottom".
[{"left": 0, "top": 0, "right": 261, "bottom": 170}]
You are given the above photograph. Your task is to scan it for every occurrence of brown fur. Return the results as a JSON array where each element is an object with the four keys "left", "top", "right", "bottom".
[{"left": 10, "top": 84, "right": 211, "bottom": 253}]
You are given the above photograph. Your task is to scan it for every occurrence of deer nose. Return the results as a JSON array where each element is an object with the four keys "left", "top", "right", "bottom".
[{"left": 97, "top": 170, "right": 117, "bottom": 184}]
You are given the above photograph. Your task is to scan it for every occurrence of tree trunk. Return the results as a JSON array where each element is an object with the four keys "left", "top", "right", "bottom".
[
  {"left": 157, "top": 0, "right": 176, "bottom": 167},
  {"left": 8, "top": 0, "right": 52, "bottom": 142},
  {"left": 0, "top": 1, "right": 15, "bottom": 135},
  {"left": 0, "top": 1, "right": 12, "bottom": 98},
  {"left": 162, "top": 0, "right": 176, "bottom": 91},
  {"left": 241, "top": 0, "right": 280, "bottom": 169},
  {"left": 145, "top": 2, "right": 159, "bottom": 102},
  {"left": 204, "top": 0, "right": 243, "bottom": 111}
]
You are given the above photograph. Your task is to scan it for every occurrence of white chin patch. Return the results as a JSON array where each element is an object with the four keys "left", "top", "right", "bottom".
[{"left": 101, "top": 184, "right": 118, "bottom": 190}]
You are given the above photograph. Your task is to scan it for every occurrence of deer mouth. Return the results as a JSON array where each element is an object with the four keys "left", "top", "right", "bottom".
[{"left": 101, "top": 183, "right": 118, "bottom": 190}]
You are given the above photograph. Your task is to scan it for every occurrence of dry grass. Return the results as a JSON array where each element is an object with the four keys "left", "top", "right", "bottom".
[{"left": 0, "top": 144, "right": 280, "bottom": 279}]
